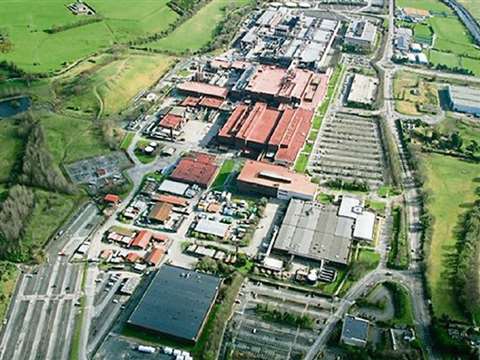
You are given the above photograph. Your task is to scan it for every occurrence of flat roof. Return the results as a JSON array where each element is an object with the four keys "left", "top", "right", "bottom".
[
  {"left": 159, "top": 114, "right": 183, "bottom": 130},
  {"left": 347, "top": 74, "right": 378, "bottom": 105},
  {"left": 177, "top": 81, "right": 228, "bottom": 99},
  {"left": 170, "top": 152, "right": 218, "bottom": 188},
  {"left": 346, "top": 20, "right": 377, "bottom": 43},
  {"left": 338, "top": 196, "right": 362, "bottom": 219},
  {"left": 342, "top": 315, "right": 370, "bottom": 342},
  {"left": 274, "top": 200, "right": 352, "bottom": 264},
  {"left": 195, "top": 219, "right": 230, "bottom": 238},
  {"left": 449, "top": 85, "right": 480, "bottom": 108},
  {"left": 353, "top": 211, "right": 376, "bottom": 241},
  {"left": 237, "top": 160, "right": 317, "bottom": 199},
  {"left": 127, "top": 265, "right": 221, "bottom": 342},
  {"left": 158, "top": 180, "right": 189, "bottom": 196}
]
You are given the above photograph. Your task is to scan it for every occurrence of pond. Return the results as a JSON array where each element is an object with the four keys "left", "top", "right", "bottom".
[{"left": 0, "top": 96, "right": 31, "bottom": 118}]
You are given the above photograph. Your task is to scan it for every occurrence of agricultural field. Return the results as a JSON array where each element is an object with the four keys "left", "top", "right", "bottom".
[
  {"left": 393, "top": 71, "right": 439, "bottom": 115},
  {"left": 0, "top": 0, "right": 178, "bottom": 73},
  {"left": 421, "top": 153, "right": 480, "bottom": 321},
  {"left": 150, "top": 0, "right": 253, "bottom": 53},
  {"left": 56, "top": 52, "right": 176, "bottom": 115}
]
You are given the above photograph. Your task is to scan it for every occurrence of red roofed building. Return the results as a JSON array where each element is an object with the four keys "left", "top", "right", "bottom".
[
  {"left": 199, "top": 97, "right": 224, "bottom": 109},
  {"left": 145, "top": 247, "right": 165, "bottom": 267},
  {"left": 170, "top": 152, "right": 218, "bottom": 188},
  {"left": 177, "top": 81, "right": 228, "bottom": 99},
  {"left": 218, "top": 102, "right": 313, "bottom": 167},
  {"left": 181, "top": 96, "right": 200, "bottom": 107},
  {"left": 129, "top": 230, "right": 152, "bottom": 250},
  {"left": 159, "top": 114, "right": 185, "bottom": 130},
  {"left": 237, "top": 160, "right": 317, "bottom": 201},
  {"left": 241, "top": 65, "right": 329, "bottom": 110},
  {"left": 152, "top": 194, "right": 189, "bottom": 207},
  {"left": 104, "top": 194, "right": 120, "bottom": 204},
  {"left": 126, "top": 252, "right": 142, "bottom": 263}
]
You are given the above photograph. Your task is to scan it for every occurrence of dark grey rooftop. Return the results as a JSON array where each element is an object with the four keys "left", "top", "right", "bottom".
[
  {"left": 127, "top": 265, "right": 221, "bottom": 342},
  {"left": 342, "top": 315, "right": 369, "bottom": 341}
]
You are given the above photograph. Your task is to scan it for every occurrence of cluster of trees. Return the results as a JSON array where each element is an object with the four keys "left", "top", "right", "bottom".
[
  {"left": 18, "top": 118, "right": 74, "bottom": 194},
  {"left": 416, "top": 127, "right": 479, "bottom": 159},
  {"left": 196, "top": 256, "right": 236, "bottom": 275},
  {"left": 0, "top": 186, "right": 35, "bottom": 261},
  {"left": 0, "top": 60, "right": 25, "bottom": 78},
  {"left": 387, "top": 205, "right": 410, "bottom": 270},
  {"left": 454, "top": 201, "right": 480, "bottom": 318},
  {"left": 255, "top": 303, "right": 315, "bottom": 329},
  {"left": 167, "top": 0, "right": 203, "bottom": 16},
  {"left": 203, "top": 2, "right": 256, "bottom": 52},
  {"left": 325, "top": 178, "right": 370, "bottom": 192},
  {"left": 0, "top": 29, "right": 13, "bottom": 54},
  {"left": 43, "top": 17, "right": 103, "bottom": 34},
  {"left": 383, "top": 282, "right": 410, "bottom": 322},
  {"left": 433, "top": 64, "right": 474, "bottom": 76}
]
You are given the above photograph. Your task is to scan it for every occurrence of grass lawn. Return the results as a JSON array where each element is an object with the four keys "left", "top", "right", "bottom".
[
  {"left": 294, "top": 153, "right": 309, "bottom": 173},
  {"left": 0, "top": 262, "right": 18, "bottom": 322},
  {"left": 211, "top": 159, "right": 235, "bottom": 190},
  {"left": 57, "top": 52, "right": 176, "bottom": 115},
  {"left": 41, "top": 111, "right": 111, "bottom": 165},
  {"left": 0, "top": 120, "right": 23, "bottom": 184},
  {"left": 396, "top": 0, "right": 451, "bottom": 12},
  {"left": 434, "top": 116, "right": 480, "bottom": 155},
  {"left": 365, "top": 199, "right": 387, "bottom": 216},
  {"left": 0, "top": 0, "right": 178, "bottom": 73},
  {"left": 134, "top": 139, "right": 158, "bottom": 164},
  {"left": 414, "top": 23, "right": 433, "bottom": 44},
  {"left": 316, "top": 192, "right": 335, "bottom": 204},
  {"left": 150, "top": 0, "right": 253, "bottom": 53},
  {"left": 393, "top": 71, "right": 439, "bottom": 116},
  {"left": 22, "top": 190, "right": 80, "bottom": 261},
  {"left": 421, "top": 153, "right": 480, "bottom": 321}
]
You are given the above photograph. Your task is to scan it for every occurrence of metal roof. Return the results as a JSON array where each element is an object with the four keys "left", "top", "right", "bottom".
[
  {"left": 338, "top": 196, "right": 362, "bottom": 219},
  {"left": 353, "top": 211, "right": 376, "bottom": 241},
  {"left": 195, "top": 219, "right": 230, "bottom": 238},
  {"left": 127, "top": 265, "right": 221, "bottom": 342},
  {"left": 158, "top": 180, "right": 189, "bottom": 196},
  {"left": 342, "top": 315, "right": 370, "bottom": 342}
]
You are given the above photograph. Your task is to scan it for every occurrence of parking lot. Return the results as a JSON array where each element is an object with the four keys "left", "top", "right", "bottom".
[
  {"left": 221, "top": 279, "right": 337, "bottom": 360},
  {"left": 309, "top": 112, "right": 386, "bottom": 188},
  {"left": 65, "top": 152, "right": 132, "bottom": 193}
]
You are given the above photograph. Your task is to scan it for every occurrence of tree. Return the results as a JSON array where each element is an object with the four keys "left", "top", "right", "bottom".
[
  {"left": 466, "top": 140, "right": 479, "bottom": 158},
  {"left": 449, "top": 132, "right": 463, "bottom": 151}
]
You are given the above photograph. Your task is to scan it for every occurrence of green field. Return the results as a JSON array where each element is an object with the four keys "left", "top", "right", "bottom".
[
  {"left": 0, "top": 0, "right": 178, "bottom": 73},
  {"left": 150, "top": 0, "right": 252, "bottom": 53},
  {"left": 422, "top": 153, "right": 480, "bottom": 321},
  {"left": 0, "top": 120, "right": 23, "bottom": 183},
  {"left": 0, "top": 262, "right": 18, "bottom": 322},
  {"left": 211, "top": 159, "right": 235, "bottom": 190},
  {"left": 414, "top": 23, "right": 433, "bottom": 44},
  {"left": 56, "top": 52, "right": 176, "bottom": 115},
  {"left": 393, "top": 71, "right": 439, "bottom": 116},
  {"left": 397, "top": 0, "right": 480, "bottom": 75}
]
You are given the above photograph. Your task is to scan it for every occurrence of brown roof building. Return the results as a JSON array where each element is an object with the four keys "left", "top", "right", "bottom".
[
  {"left": 170, "top": 152, "right": 219, "bottom": 188},
  {"left": 145, "top": 247, "right": 165, "bottom": 267},
  {"left": 237, "top": 160, "right": 317, "bottom": 201},
  {"left": 130, "top": 230, "right": 153, "bottom": 250},
  {"left": 177, "top": 81, "right": 228, "bottom": 99},
  {"left": 148, "top": 202, "right": 173, "bottom": 224}
]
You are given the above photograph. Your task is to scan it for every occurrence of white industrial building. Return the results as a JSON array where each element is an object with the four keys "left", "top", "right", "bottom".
[
  {"left": 345, "top": 20, "right": 377, "bottom": 50},
  {"left": 347, "top": 74, "right": 378, "bottom": 108},
  {"left": 447, "top": 85, "right": 480, "bottom": 116}
]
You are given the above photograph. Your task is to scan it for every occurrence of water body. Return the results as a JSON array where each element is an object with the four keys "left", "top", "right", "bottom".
[{"left": 0, "top": 96, "right": 31, "bottom": 118}]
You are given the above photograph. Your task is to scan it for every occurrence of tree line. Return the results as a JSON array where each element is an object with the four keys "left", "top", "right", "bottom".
[
  {"left": 17, "top": 115, "right": 74, "bottom": 194},
  {"left": 0, "top": 186, "right": 34, "bottom": 261}
]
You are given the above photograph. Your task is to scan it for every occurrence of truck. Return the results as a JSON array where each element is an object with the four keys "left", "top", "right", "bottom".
[{"left": 137, "top": 345, "right": 156, "bottom": 354}]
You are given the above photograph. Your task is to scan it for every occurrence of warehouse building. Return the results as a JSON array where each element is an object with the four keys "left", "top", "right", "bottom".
[
  {"left": 177, "top": 81, "right": 228, "bottom": 99},
  {"left": 233, "top": 65, "right": 329, "bottom": 110},
  {"left": 217, "top": 102, "right": 313, "bottom": 167},
  {"left": 447, "top": 85, "right": 480, "bottom": 116},
  {"left": 170, "top": 152, "right": 219, "bottom": 188},
  {"left": 194, "top": 219, "right": 231, "bottom": 240},
  {"left": 237, "top": 160, "right": 317, "bottom": 201},
  {"left": 346, "top": 74, "right": 378, "bottom": 108},
  {"left": 341, "top": 315, "right": 370, "bottom": 347},
  {"left": 345, "top": 20, "right": 377, "bottom": 51},
  {"left": 127, "top": 265, "right": 221, "bottom": 344},
  {"left": 273, "top": 199, "right": 353, "bottom": 265}
]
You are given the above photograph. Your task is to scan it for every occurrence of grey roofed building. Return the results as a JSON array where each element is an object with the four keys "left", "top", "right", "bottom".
[
  {"left": 341, "top": 315, "right": 370, "bottom": 347},
  {"left": 353, "top": 211, "right": 376, "bottom": 241},
  {"left": 195, "top": 219, "right": 230, "bottom": 239},
  {"left": 312, "top": 29, "right": 331, "bottom": 44},
  {"left": 157, "top": 179, "right": 189, "bottom": 196},
  {"left": 299, "top": 42, "right": 326, "bottom": 64},
  {"left": 273, "top": 199, "right": 353, "bottom": 265},
  {"left": 319, "top": 19, "right": 338, "bottom": 32},
  {"left": 127, "top": 265, "right": 221, "bottom": 343},
  {"left": 447, "top": 85, "right": 480, "bottom": 116},
  {"left": 345, "top": 20, "right": 377, "bottom": 49},
  {"left": 347, "top": 74, "right": 378, "bottom": 106}
]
